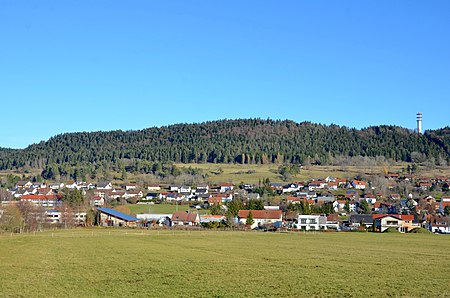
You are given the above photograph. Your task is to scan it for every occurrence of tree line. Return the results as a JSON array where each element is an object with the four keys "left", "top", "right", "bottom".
[{"left": 0, "top": 119, "right": 449, "bottom": 174}]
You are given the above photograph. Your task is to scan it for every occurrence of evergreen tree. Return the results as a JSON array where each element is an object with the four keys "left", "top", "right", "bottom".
[{"left": 246, "top": 211, "right": 254, "bottom": 226}]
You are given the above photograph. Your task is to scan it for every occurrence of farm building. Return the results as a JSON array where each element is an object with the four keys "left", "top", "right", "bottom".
[{"left": 97, "top": 208, "right": 138, "bottom": 227}]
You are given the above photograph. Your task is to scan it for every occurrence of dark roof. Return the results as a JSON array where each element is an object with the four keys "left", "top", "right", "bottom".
[
  {"left": 98, "top": 208, "right": 138, "bottom": 222},
  {"left": 172, "top": 212, "right": 199, "bottom": 222},
  {"left": 349, "top": 214, "right": 373, "bottom": 224}
]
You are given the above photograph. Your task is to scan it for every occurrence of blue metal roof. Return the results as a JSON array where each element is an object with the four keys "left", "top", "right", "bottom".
[{"left": 98, "top": 208, "right": 138, "bottom": 221}]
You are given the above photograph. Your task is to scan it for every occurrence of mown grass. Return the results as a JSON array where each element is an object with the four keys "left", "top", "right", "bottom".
[
  {"left": 173, "top": 163, "right": 413, "bottom": 184},
  {"left": 0, "top": 229, "right": 449, "bottom": 297}
]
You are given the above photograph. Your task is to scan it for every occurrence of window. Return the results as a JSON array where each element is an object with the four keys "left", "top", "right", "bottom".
[{"left": 300, "top": 219, "right": 307, "bottom": 224}]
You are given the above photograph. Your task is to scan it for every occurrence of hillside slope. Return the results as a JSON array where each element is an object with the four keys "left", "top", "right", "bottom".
[{"left": 0, "top": 119, "right": 449, "bottom": 170}]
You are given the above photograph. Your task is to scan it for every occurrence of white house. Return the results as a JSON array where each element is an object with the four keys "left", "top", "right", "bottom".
[
  {"left": 428, "top": 215, "right": 450, "bottom": 234},
  {"left": 297, "top": 214, "right": 327, "bottom": 231},
  {"left": 45, "top": 210, "right": 61, "bottom": 223},
  {"left": 352, "top": 180, "right": 367, "bottom": 190},
  {"left": 147, "top": 184, "right": 161, "bottom": 191},
  {"left": 282, "top": 183, "right": 301, "bottom": 193},
  {"left": 91, "top": 196, "right": 105, "bottom": 207},
  {"left": 171, "top": 212, "right": 200, "bottom": 226},
  {"left": 124, "top": 184, "right": 138, "bottom": 191},
  {"left": 219, "top": 184, "right": 234, "bottom": 193},
  {"left": 179, "top": 186, "right": 192, "bottom": 194},
  {"left": 49, "top": 183, "right": 65, "bottom": 190},
  {"left": 97, "top": 181, "right": 113, "bottom": 190},
  {"left": 237, "top": 210, "right": 282, "bottom": 229}
]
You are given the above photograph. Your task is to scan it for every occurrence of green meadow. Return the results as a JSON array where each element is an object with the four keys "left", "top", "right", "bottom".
[{"left": 0, "top": 229, "right": 449, "bottom": 297}]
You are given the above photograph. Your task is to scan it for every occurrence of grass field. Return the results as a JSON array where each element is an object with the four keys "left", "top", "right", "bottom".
[
  {"left": 0, "top": 229, "right": 449, "bottom": 297},
  {"left": 173, "top": 163, "right": 413, "bottom": 184}
]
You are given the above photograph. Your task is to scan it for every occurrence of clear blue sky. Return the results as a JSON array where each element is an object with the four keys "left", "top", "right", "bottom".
[{"left": 1, "top": 1, "right": 449, "bottom": 149}]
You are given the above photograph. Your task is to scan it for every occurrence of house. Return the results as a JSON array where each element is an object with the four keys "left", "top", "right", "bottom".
[
  {"left": 270, "top": 183, "right": 283, "bottom": 192},
  {"left": 345, "top": 190, "right": 358, "bottom": 200},
  {"left": 282, "top": 183, "right": 301, "bottom": 193},
  {"left": 374, "top": 202, "right": 392, "bottom": 213},
  {"left": 242, "top": 184, "right": 254, "bottom": 191},
  {"left": 179, "top": 186, "right": 192, "bottom": 194},
  {"left": 170, "top": 185, "right": 180, "bottom": 192},
  {"left": 123, "top": 190, "right": 144, "bottom": 199},
  {"left": 335, "top": 178, "right": 347, "bottom": 187},
  {"left": 428, "top": 215, "right": 450, "bottom": 233},
  {"left": 91, "top": 196, "right": 105, "bottom": 207},
  {"left": 316, "top": 196, "right": 335, "bottom": 204},
  {"left": 147, "top": 184, "right": 161, "bottom": 191},
  {"left": 388, "top": 173, "right": 399, "bottom": 180},
  {"left": 297, "top": 214, "right": 327, "bottom": 231},
  {"left": 97, "top": 181, "right": 113, "bottom": 190},
  {"left": 208, "top": 197, "right": 222, "bottom": 206},
  {"left": 373, "top": 214, "right": 418, "bottom": 233},
  {"left": 219, "top": 184, "right": 234, "bottom": 193},
  {"left": 264, "top": 206, "right": 280, "bottom": 211},
  {"left": 45, "top": 210, "right": 61, "bottom": 224},
  {"left": 137, "top": 214, "right": 172, "bottom": 226},
  {"left": 97, "top": 208, "right": 138, "bottom": 227},
  {"left": 363, "top": 194, "right": 376, "bottom": 205},
  {"left": 145, "top": 193, "right": 162, "bottom": 201},
  {"left": 49, "top": 183, "right": 65, "bottom": 190},
  {"left": 287, "top": 196, "right": 302, "bottom": 204},
  {"left": 390, "top": 193, "right": 401, "bottom": 200},
  {"left": 200, "top": 214, "right": 226, "bottom": 223},
  {"left": 349, "top": 214, "right": 374, "bottom": 229},
  {"left": 20, "top": 195, "right": 60, "bottom": 207},
  {"left": 13, "top": 189, "right": 30, "bottom": 198},
  {"left": 419, "top": 182, "right": 432, "bottom": 191},
  {"left": 237, "top": 210, "right": 283, "bottom": 229},
  {"left": 74, "top": 212, "right": 87, "bottom": 225},
  {"left": 326, "top": 214, "right": 340, "bottom": 230},
  {"left": 166, "top": 193, "right": 185, "bottom": 202},
  {"left": 171, "top": 211, "right": 200, "bottom": 226},
  {"left": 210, "top": 193, "right": 233, "bottom": 203},
  {"left": 334, "top": 200, "right": 347, "bottom": 212},
  {"left": 16, "top": 180, "right": 32, "bottom": 189},
  {"left": 352, "top": 180, "right": 366, "bottom": 190},
  {"left": 440, "top": 196, "right": 450, "bottom": 213},
  {"left": 31, "top": 182, "right": 47, "bottom": 189},
  {"left": 325, "top": 176, "right": 336, "bottom": 183},
  {"left": 308, "top": 180, "right": 326, "bottom": 191},
  {"left": 195, "top": 185, "right": 209, "bottom": 195},
  {"left": 78, "top": 182, "right": 95, "bottom": 190},
  {"left": 327, "top": 182, "right": 338, "bottom": 190},
  {"left": 37, "top": 188, "right": 54, "bottom": 196},
  {"left": 65, "top": 181, "right": 79, "bottom": 189},
  {"left": 349, "top": 201, "right": 358, "bottom": 212},
  {"left": 124, "top": 184, "right": 138, "bottom": 191}
]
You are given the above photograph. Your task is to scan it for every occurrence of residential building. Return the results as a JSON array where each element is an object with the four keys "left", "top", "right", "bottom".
[
  {"left": 297, "top": 214, "right": 327, "bottom": 231},
  {"left": 237, "top": 210, "right": 282, "bottom": 229}
]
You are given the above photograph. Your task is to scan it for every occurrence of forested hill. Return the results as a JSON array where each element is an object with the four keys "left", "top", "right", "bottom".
[{"left": 0, "top": 119, "right": 449, "bottom": 171}]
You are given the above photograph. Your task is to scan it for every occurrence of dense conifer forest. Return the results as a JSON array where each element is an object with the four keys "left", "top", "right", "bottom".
[{"left": 0, "top": 119, "right": 449, "bottom": 180}]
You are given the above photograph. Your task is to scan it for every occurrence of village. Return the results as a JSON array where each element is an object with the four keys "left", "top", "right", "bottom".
[{"left": 1, "top": 170, "right": 449, "bottom": 235}]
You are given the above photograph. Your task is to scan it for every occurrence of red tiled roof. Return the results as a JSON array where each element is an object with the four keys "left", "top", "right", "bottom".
[
  {"left": 21, "top": 194, "right": 60, "bottom": 200},
  {"left": 372, "top": 214, "right": 413, "bottom": 221}
]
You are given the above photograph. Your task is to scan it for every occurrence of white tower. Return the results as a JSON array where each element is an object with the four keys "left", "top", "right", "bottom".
[{"left": 416, "top": 112, "right": 422, "bottom": 135}]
